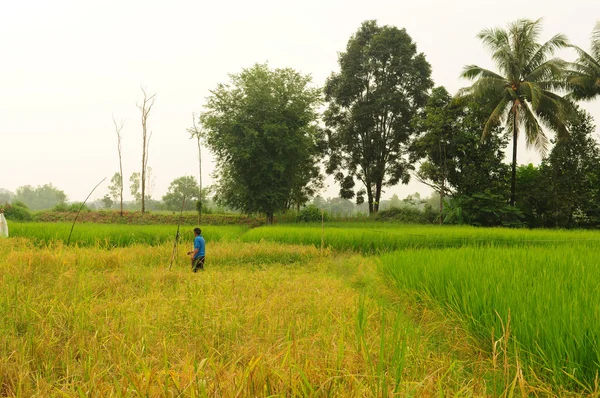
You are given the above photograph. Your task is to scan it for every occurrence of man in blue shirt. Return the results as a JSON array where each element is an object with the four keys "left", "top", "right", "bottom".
[{"left": 187, "top": 227, "right": 205, "bottom": 272}]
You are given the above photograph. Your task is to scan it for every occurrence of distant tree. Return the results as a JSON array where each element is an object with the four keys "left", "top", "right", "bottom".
[
  {"left": 456, "top": 18, "right": 572, "bottom": 206},
  {"left": 129, "top": 172, "right": 141, "bottom": 205},
  {"left": 162, "top": 176, "right": 201, "bottom": 211},
  {"left": 107, "top": 172, "right": 122, "bottom": 207},
  {"left": 112, "top": 115, "right": 125, "bottom": 216},
  {"left": 324, "top": 20, "right": 433, "bottom": 214},
  {"left": 567, "top": 22, "right": 600, "bottom": 100},
  {"left": 0, "top": 188, "right": 13, "bottom": 204},
  {"left": 388, "top": 194, "right": 402, "bottom": 209},
  {"left": 137, "top": 88, "right": 156, "bottom": 214},
  {"left": 201, "top": 63, "right": 324, "bottom": 224},
  {"left": 14, "top": 183, "right": 67, "bottom": 210},
  {"left": 101, "top": 194, "right": 114, "bottom": 210}
]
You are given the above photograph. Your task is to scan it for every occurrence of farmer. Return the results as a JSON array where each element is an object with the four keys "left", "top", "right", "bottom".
[{"left": 187, "top": 227, "right": 205, "bottom": 272}]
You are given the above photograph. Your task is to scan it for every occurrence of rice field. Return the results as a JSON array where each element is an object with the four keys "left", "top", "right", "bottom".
[
  {"left": 0, "top": 237, "right": 492, "bottom": 397},
  {"left": 380, "top": 245, "right": 600, "bottom": 391},
  {"left": 242, "top": 223, "right": 600, "bottom": 253},
  {"left": 8, "top": 222, "right": 247, "bottom": 247},
  {"left": 3, "top": 221, "right": 600, "bottom": 395}
]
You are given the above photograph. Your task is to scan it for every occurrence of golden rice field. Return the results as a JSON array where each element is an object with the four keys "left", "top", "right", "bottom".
[{"left": 3, "top": 222, "right": 600, "bottom": 397}]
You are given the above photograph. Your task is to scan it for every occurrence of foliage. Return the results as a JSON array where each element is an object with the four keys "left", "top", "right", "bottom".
[
  {"left": 515, "top": 164, "right": 551, "bottom": 227},
  {"left": 201, "top": 63, "right": 324, "bottom": 224},
  {"left": 324, "top": 20, "right": 433, "bottom": 214},
  {"left": 376, "top": 206, "right": 436, "bottom": 224},
  {"left": 162, "top": 176, "right": 201, "bottom": 211},
  {"left": 0, "top": 188, "right": 13, "bottom": 203},
  {"left": 539, "top": 109, "right": 600, "bottom": 227},
  {"left": 296, "top": 205, "right": 328, "bottom": 223},
  {"left": 107, "top": 172, "right": 122, "bottom": 204},
  {"left": 1, "top": 202, "right": 33, "bottom": 221},
  {"left": 567, "top": 22, "right": 600, "bottom": 100},
  {"left": 101, "top": 194, "right": 114, "bottom": 209},
  {"left": 53, "top": 202, "right": 92, "bottom": 213},
  {"left": 129, "top": 173, "right": 141, "bottom": 204},
  {"left": 445, "top": 191, "right": 524, "bottom": 227},
  {"left": 14, "top": 183, "right": 67, "bottom": 210},
  {"left": 456, "top": 18, "right": 573, "bottom": 206}
]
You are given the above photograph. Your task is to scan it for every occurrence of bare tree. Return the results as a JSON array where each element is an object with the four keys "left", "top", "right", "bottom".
[
  {"left": 112, "top": 115, "right": 125, "bottom": 216},
  {"left": 137, "top": 88, "right": 156, "bottom": 214},
  {"left": 188, "top": 113, "right": 203, "bottom": 223}
]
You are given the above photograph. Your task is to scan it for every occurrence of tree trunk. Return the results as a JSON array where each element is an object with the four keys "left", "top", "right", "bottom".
[
  {"left": 374, "top": 181, "right": 382, "bottom": 214},
  {"left": 197, "top": 135, "right": 202, "bottom": 224},
  {"left": 141, "top": 158, "right": 146, "bottom": 213},
  {"left": 266, "top": 212, "right": 274, "bottom": 225},
  {"left": 367, "top": 187, "right": 374, "bottom": 215},
  {"left": 439, "top": 189, "right": 444, "bottom": 225},
  {"left": 510, "top": 109, "right": 518, "bottom": 207}
]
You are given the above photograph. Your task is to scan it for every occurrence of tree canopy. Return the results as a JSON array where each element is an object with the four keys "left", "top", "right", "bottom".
[
  {"left": 162, "top": 176, "right": 201, "bottom": 211},
  {"left": 200, "top": 63, "right": 324, "bottom": 223},
  {"left": 324, "top": 20, "right": 433, "bottom": 214}
]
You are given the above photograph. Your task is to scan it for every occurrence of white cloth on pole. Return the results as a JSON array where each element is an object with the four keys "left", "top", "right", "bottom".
[{"left": 0, "top": 213, "right": 8, "bottom": 237}]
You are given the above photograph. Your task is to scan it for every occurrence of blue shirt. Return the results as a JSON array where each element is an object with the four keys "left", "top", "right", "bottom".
[{"left": 194, "top": 235, "right": 205, "bottom": 258}]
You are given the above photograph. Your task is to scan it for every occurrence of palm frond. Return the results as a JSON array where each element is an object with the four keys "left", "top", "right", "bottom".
[
  {"left": 524, "top": 58, "right": 567, "bottom": 83},
  {"left": 520, "top": 102, "right": 548, "bottom": 154},
  {"left": 482, "top": 96, "right": 510, "bottom": 141},
  {"left": 518, "top": 82, "right": 543, "bottom": 110},
  {"left": 535, "top": 93, "right": 570, "bottom": 141},
  {"left": 461, "top": 65, "right": 506, "bottom": 81},
  {"left": 523, "top": 34, "right": 568, "bottom": 76},
  {"left": 591, "top": 22, "right": 600, "bottom": 60}
]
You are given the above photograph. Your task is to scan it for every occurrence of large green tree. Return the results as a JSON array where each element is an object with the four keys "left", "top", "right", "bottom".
[
  {"left": 324, "top": 20, "right": 433, "bottom": 214},
  {"left": 200, "top": 63, "right": 323, "bottom": 224},
  {"left": 568, "top": 22, "right": 600, "bottom": 100},
  {"left": 162, "top": 176, "right": 201, "bottom": 211},
  {"left": 456, "top": 18, "right": 572, "bottom": 206}
]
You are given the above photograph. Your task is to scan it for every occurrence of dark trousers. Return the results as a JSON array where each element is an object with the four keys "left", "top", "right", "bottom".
[{"left": 192, "top": 256, "right": 205, "bottom": 272}]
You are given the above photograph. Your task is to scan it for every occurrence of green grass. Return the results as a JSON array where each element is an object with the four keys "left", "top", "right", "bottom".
[
  {"left": 242, "top": 223, "right": 600, "bottom": 253},
  {"left": 9, "top": 222, "right": 247, "bottom": 247},
  {"left": 380, "top": 245, "right": 600, "bottom": 391}
]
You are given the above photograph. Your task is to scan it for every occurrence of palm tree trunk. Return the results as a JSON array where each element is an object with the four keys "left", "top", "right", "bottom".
[{"left": 510, "top": 108, "right": 518, "bottom": 207}]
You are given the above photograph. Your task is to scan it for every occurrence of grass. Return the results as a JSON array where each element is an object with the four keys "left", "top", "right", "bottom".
[
  {"left": 4, "top": 221, "right": 599, "bottom": 395},
  {"left": 242, "top": 223, "right": 600, "bottom": 253},
  {"left": 380, "top": 245, "right": 600, "bottom": 392},
  {"left": 0, "top": 238, "right": 498, "bottom": 396},
  {"left": 8, "top": 222, "right": 247, "bottom": 247}
]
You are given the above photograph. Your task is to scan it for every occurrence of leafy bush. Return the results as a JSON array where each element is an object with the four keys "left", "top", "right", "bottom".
[
  {"left": 445, "top": 192, "right": 525, "bottom": 228},
  {"left": 296, "top": 205, "right": 328, "bottom": 223},
  {"left": 53, "top": 202, "right": 91, "bottom": 213},
  {"left": 2, "top": 202, "right": 33, "bottom": 221},
  {"left": 377, "top": 206, "right": 436, "bottom": 224}
]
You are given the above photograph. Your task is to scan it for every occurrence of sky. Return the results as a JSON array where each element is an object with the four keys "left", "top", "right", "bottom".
[{"left": 1, "top": 0, "right": 599, "bottom": 202}]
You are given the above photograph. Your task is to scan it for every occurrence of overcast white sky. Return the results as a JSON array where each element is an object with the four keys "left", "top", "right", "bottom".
[{"left": 1, "top": 0, "right": 599, "bottom": 202}]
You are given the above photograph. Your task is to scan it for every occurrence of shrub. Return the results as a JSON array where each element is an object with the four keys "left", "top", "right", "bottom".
[
  {"left": 296, "top": 205, "right": 328, "bottom": 223},
  {"left": 377, "top": 207, "right": 433, "bottom": 224},
  {"left": 2, "top": 202, "right": 33, "bottom": 221}
]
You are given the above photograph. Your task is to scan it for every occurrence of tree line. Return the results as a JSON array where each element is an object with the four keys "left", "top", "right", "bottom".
[{"left": 196, "top": 18, "right": 600, "bottom": 227}]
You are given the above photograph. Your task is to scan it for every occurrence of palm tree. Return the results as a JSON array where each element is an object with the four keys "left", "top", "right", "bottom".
[
  {"left": 568, "top": 22, "right": 600, "bottom": 100},
  {"left": 457, "top": 19, "right": 572, "bottom": 206}
]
